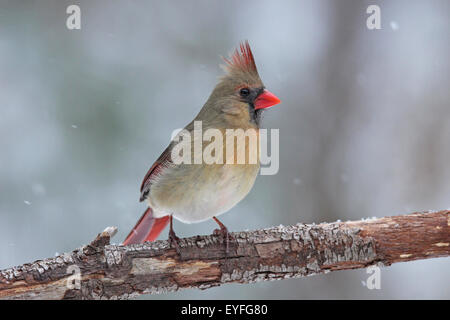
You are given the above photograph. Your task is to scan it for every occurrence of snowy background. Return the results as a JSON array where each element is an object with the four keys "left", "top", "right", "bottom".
[{"left": 0, "top": 0, "right": 449, "bottom": 299}]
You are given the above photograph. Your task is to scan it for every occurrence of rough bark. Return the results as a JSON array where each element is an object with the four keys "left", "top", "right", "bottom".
[{"left": 0, "top": 210, "right": 449, "bottom": 300}]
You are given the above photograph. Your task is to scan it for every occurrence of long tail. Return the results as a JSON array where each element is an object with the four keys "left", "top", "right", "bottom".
[{"left": 123, "top": 208, "right": 170, "bottom": 245}]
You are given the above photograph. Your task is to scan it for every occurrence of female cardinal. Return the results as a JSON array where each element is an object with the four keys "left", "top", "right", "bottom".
[{"left": 123, "top": 41, "right": 281, "bottom": 246}]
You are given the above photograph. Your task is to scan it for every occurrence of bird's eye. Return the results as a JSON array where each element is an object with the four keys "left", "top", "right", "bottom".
[{"left": 239, "top": 88, "right": 250, "bottom": 97}]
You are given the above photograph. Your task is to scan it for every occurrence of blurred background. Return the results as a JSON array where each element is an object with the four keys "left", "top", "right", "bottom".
[{"left": 0, "top": 0, "right": 449, "bottom": 299}]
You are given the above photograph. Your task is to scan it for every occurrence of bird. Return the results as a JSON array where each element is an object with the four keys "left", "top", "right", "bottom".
[{"left": 123, "top": 41, "right": 281, "bottom": 246}]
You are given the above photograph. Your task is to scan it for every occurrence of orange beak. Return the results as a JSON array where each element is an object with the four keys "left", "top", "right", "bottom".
[{"left": 254, "top": 89, "right": 281, "bottom": 110}]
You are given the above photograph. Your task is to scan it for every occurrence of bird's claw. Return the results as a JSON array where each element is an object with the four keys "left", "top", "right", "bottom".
[
  {"left": 213, "top": 227, "right": 235, "bottom": 254},
  {"left": 168, "top": 229, "right": 180, "bottom": 251}
]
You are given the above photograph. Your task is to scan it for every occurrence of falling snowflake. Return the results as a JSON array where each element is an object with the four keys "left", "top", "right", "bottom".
[{"left": 390, "top": 21, "right": 399, "bottom": 31}]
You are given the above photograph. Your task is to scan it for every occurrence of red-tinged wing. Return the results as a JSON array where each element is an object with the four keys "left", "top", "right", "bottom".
[
  {"left": 139, "top": 161, "right": 162, "bottom": 201},
  {"left": 123, "top": 208, "right": 170, "bottom": 245},
  {"left": 123, "top": 144, "right": 174, "bottom": 245},
  {"left": 140, "top": 144, "right": 173, "bottom": 202}
]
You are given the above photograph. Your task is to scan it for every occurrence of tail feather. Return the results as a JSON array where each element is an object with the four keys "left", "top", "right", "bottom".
[{"left": 123, "top": 208, "right": 169, "bottom": 245}]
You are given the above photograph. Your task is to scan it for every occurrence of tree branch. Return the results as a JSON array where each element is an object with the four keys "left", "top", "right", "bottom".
[{"left": 1, "top": 210, "right": 449, "bottom": 300}]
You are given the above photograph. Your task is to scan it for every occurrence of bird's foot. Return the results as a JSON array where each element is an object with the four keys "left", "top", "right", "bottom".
[
  {"left": 212, "top": 216, "right": 236, "bottom": 255},
  {"left": 167, "top": 215, "right": 181, "bottom": 252},
  {"left": 168, "top": 228, "right": 180, "bottom": 251},
  {"left": 213, "top": 225, "right": 235, "bottom": 254}
]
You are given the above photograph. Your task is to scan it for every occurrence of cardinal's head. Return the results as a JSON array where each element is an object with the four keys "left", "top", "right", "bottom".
[{"left": 202, "top": 41, "right": 281, "bottom": 126}]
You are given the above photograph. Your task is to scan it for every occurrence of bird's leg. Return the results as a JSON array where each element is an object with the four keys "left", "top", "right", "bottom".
[
  {"left": 168, "top": 215, "right": 180, "bottom": 250},
  {"left": 212, "top": 216, "right": 234, "bottom": 253}
]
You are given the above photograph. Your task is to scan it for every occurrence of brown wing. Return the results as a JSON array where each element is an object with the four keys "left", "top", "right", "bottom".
[{"left": 139, "top": 143, "right": 173, "bottom": 202}]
